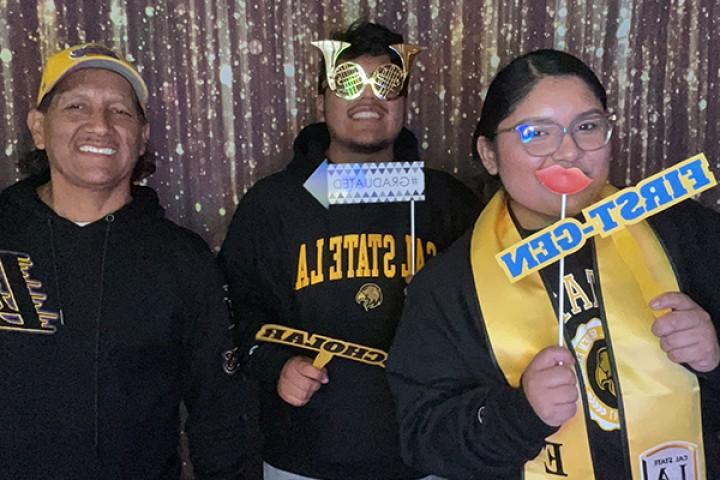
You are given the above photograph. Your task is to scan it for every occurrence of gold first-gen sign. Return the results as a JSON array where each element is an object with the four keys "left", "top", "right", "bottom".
[{"left": 255, "top": 323, "right": 388, "bottom": 368}]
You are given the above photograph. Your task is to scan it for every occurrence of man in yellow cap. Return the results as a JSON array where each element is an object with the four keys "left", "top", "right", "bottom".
[{"left": 0, "top": 44, "right": 248, "bottom": 479}]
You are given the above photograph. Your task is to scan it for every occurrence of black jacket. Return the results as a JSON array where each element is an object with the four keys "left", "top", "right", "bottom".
[
  {"left": 0, "top": 175, "right": 246, "bottom": 479},
  {"left": 386, "top": 199, "right": 720, "bottom": 479},
  {"left": 219, "top": 123, "right": 481, "bottom": 479}
]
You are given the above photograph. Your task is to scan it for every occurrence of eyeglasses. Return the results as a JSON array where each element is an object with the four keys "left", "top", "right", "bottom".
[
  {"left": 332, "top": 61, "right": 405, "bottom": 100},
  {"left": 496, "top": 113, "right": 615, "bottom": 157}
]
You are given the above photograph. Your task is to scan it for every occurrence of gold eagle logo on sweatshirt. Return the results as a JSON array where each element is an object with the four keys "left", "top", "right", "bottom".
[{"left": 355, "top": 283, "right": 383, "bottom": 311}]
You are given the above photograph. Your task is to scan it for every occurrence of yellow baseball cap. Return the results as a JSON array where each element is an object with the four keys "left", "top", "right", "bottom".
[{"left": 36, "top": 43, "right": 148, "bottom": 112}]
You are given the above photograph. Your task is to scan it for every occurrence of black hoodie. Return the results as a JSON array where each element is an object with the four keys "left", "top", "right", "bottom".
[
  {"left": 219, "top": 123, "right": 481, "bottom": 479},
  {"left": 0, "top": 175, "right": 246, "bottom": 479}
]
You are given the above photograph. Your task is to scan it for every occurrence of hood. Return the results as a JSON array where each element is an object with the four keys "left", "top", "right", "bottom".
[
  {"left": 0, "top": 174, "right": 165, "bottom": 235},
  {"left": 286, "top": 122, "right": 421, "bottom": 178}
]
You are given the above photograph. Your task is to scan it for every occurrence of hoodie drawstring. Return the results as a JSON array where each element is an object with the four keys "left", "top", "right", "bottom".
[
  {"left": 46, "top": 215, "right": 113, "bottom": 460},
  {"left": 93, "top": 215, "right": 113, "bottom": 455},
  {"left": 47, "top": 218, "right": 65, "bottom": 326}
]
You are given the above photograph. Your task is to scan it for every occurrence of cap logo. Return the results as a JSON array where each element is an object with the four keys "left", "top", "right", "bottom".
[{"left": 69, "top": 44, "right": 119, "bottom": 59}]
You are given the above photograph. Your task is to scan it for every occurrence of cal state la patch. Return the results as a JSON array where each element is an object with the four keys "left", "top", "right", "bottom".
[{"left": 640, "top": 441, "right": 699, "bottom": 480}]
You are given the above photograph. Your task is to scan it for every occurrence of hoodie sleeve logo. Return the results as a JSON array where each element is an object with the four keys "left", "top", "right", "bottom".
[{"left": 0, "top": 251, "right": 59, "bottom": 334}]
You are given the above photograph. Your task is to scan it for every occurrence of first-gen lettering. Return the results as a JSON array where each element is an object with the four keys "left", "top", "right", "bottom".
[{"left": 498, "top": 154, "right": 717, "bottom": 282}]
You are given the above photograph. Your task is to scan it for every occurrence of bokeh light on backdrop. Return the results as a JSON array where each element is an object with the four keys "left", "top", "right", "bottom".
[{"left": 0, "top": 0, "right": 717, "bottom": 249}]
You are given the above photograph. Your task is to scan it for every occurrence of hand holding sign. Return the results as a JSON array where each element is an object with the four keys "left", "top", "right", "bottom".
[
  {"left": 650, "top": 292, "right": 720, "bottom": 373},
  {"left": 278, "top": 356, "right": 329, "bottom": 407},
  {"left": 522, "top": 346, "right": 578, "bottom": 427}
]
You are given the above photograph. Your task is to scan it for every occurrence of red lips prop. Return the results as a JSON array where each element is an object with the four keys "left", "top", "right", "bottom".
[{"left": 535, "top": 165, "right": 592, "bottom": 195}]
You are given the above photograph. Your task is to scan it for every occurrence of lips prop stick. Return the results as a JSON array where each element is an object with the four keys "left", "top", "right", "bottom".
[{"left": 535, "top": 165, "right": 592, "bottom": 347}]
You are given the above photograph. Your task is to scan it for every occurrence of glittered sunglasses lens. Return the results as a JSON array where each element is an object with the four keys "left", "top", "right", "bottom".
[
  {"left": 371, "top": 64, "right": 404, "bottom": 100},
  {"left": 334, "top": 63, "right": 365, "bottom": 100}
]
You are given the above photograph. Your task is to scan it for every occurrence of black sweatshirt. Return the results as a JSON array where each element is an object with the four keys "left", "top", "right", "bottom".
[
  {"left": 0, "top": 175, "right": 247, "bottom": 479},
  {"left": 219, "top": 123, "right": 481, "bottom": 479},
  {"left": 386, "top": 199, "right": 720, "bottom": 480}
]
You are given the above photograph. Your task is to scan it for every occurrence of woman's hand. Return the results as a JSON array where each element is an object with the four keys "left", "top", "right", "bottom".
[
  {"left": 651, "top": 292, "right": 720, "bottom": 373},
  {"left": 521, "top": 347, "right": 578, "bottom": 427}
]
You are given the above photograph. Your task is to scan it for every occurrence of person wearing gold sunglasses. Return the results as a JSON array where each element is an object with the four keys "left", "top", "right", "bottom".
[{"left": 220, "top": 20, "right": 480, "bottom": 480}]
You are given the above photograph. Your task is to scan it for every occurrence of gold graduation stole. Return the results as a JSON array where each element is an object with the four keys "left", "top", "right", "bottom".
[{"left": 470, "top": 187, "right": 705, "bottom": 479}]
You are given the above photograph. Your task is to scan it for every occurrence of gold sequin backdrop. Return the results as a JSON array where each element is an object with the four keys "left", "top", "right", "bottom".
[{"left": 0, "top": 0, "right": 718, "bottom": 249}]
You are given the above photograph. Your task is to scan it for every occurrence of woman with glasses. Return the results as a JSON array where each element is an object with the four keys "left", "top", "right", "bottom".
[{"left": 386, "top": 49, "right": 720, "bottom": 479}]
